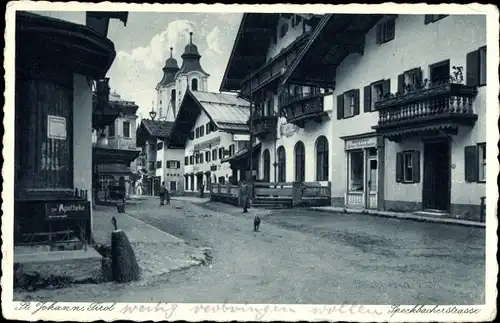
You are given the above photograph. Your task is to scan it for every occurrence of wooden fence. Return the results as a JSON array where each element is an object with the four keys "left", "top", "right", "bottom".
[{"left": 210, "top": 181, "right": 331, "bottom": 208}]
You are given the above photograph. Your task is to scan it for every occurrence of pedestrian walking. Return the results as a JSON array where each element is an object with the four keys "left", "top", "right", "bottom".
[
  {"left": 159, "top": 182, "right": 167, "bottom": 206},
  {"left": 200, "top": 183, "right": 205, "bottom": 198}
]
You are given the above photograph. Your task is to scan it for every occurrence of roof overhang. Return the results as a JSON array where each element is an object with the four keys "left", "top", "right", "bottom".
[
  {"left": 136, "top": 122, "right": 168, "bottom": 147},
  {"left": 92, "top": 147, "right": 140, "bottom": 166},
  {"left": 221, "top": 142, "right": 262, "bottom": 164},
  {"left": 281, "top": 14, "right": 385, "bottom": 88},
  {"left": 168, "top": 91, "right": 203, "bottom": 148},
  {"left": 16, "top": 11, "right": 116, "bottom": 80},
  {"left": 219, "top": 13, "right": 280, "bottom": 92}
]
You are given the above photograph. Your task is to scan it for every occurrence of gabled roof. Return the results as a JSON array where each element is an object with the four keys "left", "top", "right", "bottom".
[
  {"left": 136, "top": 119, "right": 174, "bottom": 146},
  {"left": 219, "top": 13, "right": 281, "bottom": 92},
  {"left": 281, "top": 14, "right": 385, "bottom": 87},
  {"left": 168, "top": 90, "right": 250, "bottom": 148}
]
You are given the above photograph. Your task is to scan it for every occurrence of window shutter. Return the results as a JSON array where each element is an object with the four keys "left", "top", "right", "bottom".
[
  {"left": 353, "top": 89, "right": 360, "bottom": 115},
  {"left": 387, "top": 18, "right": 395, "bottom": 41},
  {"left": 336, "top": 95, "right": 344, "bottom": 120},
  {"left": 415, "top": 67, "right": 423, "bottom": 85},
  {"left": 396, "top": 152, "right": 403, "bottom": 183},
  {"left": 464, "top": 145, "right": 478, "bottom": 182},
  {"left": 424, "top": 15, "right": 432, "bottom": 25},
  {"left": 382, "top": 79, "right": 391, "bottom": 97},
  {"left": 397, "top": 74, "right": 405, "bottom": 94},
  {"left": 466, "top": 50, "right": 479, "bottom": 87},
  {"left": 412, "top": 151, "right": 420, "bottom": 183},
  {"left": 363, "top": 85, "right": 372, "bottom": 112},
  {"left": 376, "top": 23, "right": 382, "bottom": 44}
]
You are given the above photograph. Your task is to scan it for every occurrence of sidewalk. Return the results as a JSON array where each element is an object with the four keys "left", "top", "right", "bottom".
[
  {"left": 310, "top": 206, "right": 486, "bottom": 228},
  {"left": 92, "top": 205, "right": 210, "bottom": 284},
  {"left": 172, "top": 196, "right": 211, "bottom": 204}
]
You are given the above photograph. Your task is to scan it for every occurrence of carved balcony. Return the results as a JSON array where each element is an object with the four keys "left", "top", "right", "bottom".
[
  {"left": 280, "top": 92, "right": 327, "bottom": 128},
  {"left": 373, "top": 82, "right": 478, "bottom": 141},
  {"left": 250, "top": 113, "right": 278, "bottom": 139}
]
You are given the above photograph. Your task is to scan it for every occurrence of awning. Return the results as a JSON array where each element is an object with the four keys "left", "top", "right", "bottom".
[
  {"left": 221, "top": 142, "right": 262, "bottom": 163},
  {"left": 92, "top": 146, "right": 140, "bottom": 166}
]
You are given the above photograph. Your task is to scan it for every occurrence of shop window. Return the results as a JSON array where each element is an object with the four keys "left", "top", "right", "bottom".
[
  {"left": 465, "top": 143, "right": 486, "bottom": 183},
  {"left": 430, "top": 60, "right": 450, "bottom": 86},
  {"left": 277, "top": 146, "right": 286, "bottom": 182},
  {"left": 316, "top": 136, "right": 329, "bottom": 181},
  {"left": 396, "top": 150, "right": 420, "bottom": 183},
  {"left": 376, "top": 16, "right": 396, "bottom": 44},
  {"left": 424, "top": 14, "right": 448, "bottom": 24},
  {"left": 348, "top": 151, "right": 364, "bottom": 192},
  {"left": 108, "top": 123, "right": 115, "bottom": 137}
]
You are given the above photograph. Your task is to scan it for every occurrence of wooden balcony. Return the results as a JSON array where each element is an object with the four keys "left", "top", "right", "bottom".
[
  {"left": 279, "top": 92, "right": 327, "bottom": 128},
  {"left": 251, "top": 114, "right": 278, "bottom": 139},
  {"left": 240, "top": 33, "right": 311, "bottom": 97},
  {"left": 373, "top": 82, "right": 478, "bottom": 141}
]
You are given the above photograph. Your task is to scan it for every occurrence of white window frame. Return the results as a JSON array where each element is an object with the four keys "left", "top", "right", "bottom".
[
  {"left": 343, "top": 93, "right": 355, "bottom": 118},
  {"left": 478, "top": 143, "right": 486, "bottom": 182},
  {"left": 371, "top": 81, "right": 384, "bottom": 111},
  {"left": 403, "top": 151, "right": 413, "bottom": 183}
]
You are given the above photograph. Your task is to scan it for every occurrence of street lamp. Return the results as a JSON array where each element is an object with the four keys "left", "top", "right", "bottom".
[{"left": 149, "top": 101, "right": 157, "bottom": 120}]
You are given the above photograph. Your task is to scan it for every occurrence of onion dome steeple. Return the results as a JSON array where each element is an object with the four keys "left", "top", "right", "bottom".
[
  {"left": 177, "top": 32, "right": 210, "bottom": 76},
  {"left": 156, "top": 47, "right": 179, "bottom": 88}
]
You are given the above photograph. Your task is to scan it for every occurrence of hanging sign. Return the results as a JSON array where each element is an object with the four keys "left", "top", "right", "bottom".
[
  {"left": 47, "top": 115, "right": 67, "bottom": 140},
  {"left": 345, "top": 137, "right": 377, "bottom": 150}
]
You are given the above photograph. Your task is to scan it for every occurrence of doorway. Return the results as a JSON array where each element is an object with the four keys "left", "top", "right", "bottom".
[{"left": 423, "top": 140, "right": 451, "bottom": 212}]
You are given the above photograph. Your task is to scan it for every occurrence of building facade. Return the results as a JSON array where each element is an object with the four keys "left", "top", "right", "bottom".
[
  {"left": 14, "top": 11, "right": 125, "bottom": 245},
  {"left": 168, "top": 90, "right": 250, "bottom": 193},
  {"left": 283, "top": 14, "right": 487, "bottom": 220},
  {"left": 220, "top": 13, "right": 334, "bottom": 186},
  {"left": 92, "top": 91, "right": 141, "bottom": 199}
]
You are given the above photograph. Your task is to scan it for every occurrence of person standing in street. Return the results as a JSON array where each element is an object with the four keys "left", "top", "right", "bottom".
[
  {"left": 165, "top": 185, "right": 171, "bottom": 205},
  {"left": 200, "top": 183, "right": 205, "bottom": 198},
  {"left": 241, "top": 180, "right": 249, "bottom": 213},
  {"left": 159, "top": 181, "right": 166, "bottom": 206}
]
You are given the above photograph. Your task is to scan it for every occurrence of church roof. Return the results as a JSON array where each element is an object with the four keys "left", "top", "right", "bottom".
[
  {"left": 157, "top": 47, "right": 180, "bottom": 89},
  {"left": 177, "top": 32, "right": 210, "bottom": 77}
]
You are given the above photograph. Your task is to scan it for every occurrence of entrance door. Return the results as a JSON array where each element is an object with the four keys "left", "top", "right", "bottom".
[
  {"left": 366, "top": 149, "right": 378, "bottom": 209},
  {"left": 423, "top": 140, "right": 451, "bottom": 211},
  {"left": 153, "top": 177, "right": 161, "bottom": 196}
]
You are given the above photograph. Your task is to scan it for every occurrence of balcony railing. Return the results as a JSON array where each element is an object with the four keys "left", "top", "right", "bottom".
[
  {"left": 250, "top": 112, "right": 278, "bottom": 139},
  {"left": 373, "top": 82, "right": 478, "bottom": 136},
  {"left": 279, "top": 93, "right": 326, "bottom": 127}
]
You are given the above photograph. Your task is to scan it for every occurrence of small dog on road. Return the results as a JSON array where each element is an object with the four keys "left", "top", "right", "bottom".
[{"left": 254, "top": 215, "right": 261, "bottom": 232}]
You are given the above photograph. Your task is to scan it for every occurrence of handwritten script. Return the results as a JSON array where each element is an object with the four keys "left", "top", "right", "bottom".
[{"left": 16, "top": 301, "right": 116, "bottom": 315}]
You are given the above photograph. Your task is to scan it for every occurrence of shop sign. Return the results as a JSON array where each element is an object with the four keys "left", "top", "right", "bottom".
[
  {"left": 45, "top": 201, "right": 90, "bottom": 220},
  {"left": 345, "top": 137, "right": 377, "bottom": 150},
  {"left": 47, "top": 115, "right": 67, "bottom": 140},
  {"left": 233, "top": 134, "right": 250, "bottom": 142}
]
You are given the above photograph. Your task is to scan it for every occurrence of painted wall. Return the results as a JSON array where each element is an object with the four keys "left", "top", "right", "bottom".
[
  {"left": 106, "top": 113, "right": 138, "bottom": 150},
  {"left": 330, "top": 14, "right": 487, "bottom": 208},
  {"left": 184, "top": 110, "right": 237, "bottom": 190},
  {"left": 72, "top": 74, "right": 93, "bottom": 230}
]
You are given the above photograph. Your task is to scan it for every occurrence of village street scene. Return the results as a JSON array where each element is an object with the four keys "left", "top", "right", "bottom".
[{"left": 9, "top": 7, "right": 489, "bottom": 307}]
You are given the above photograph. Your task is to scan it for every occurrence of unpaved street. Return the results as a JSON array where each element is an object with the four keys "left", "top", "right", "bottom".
[{"left": 18, "top": 197, "right": 485, "bottom": 304}]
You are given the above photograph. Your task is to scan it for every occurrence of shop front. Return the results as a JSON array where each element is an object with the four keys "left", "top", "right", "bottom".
[{"left": 343, "top": 135, "right": 384, "bottom": 210}]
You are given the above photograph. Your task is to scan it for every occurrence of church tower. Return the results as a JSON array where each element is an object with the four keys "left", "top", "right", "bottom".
[
  {"left": 156, "top": 47, "right": 179, "bottom": 122},
  {"left": 175, "top": 32, "right": 210, "bottom": 108}
]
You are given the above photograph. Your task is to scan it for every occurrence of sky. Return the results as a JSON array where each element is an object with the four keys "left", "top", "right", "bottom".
[{"left": 31, "top": 11, "right": 243, "bottom": 119}]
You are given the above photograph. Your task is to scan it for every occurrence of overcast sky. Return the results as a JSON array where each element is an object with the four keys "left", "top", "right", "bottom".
[{"left": 32, "top": 11, "right": 242, "bottom": 119}]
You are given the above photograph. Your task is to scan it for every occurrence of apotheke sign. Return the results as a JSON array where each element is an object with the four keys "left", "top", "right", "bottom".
[
  {"left": 345, "top": 137, "right": 377, "bottom": 150},
  {"left": 45, "top": 201, "right": 89, "bottom": 220}
]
